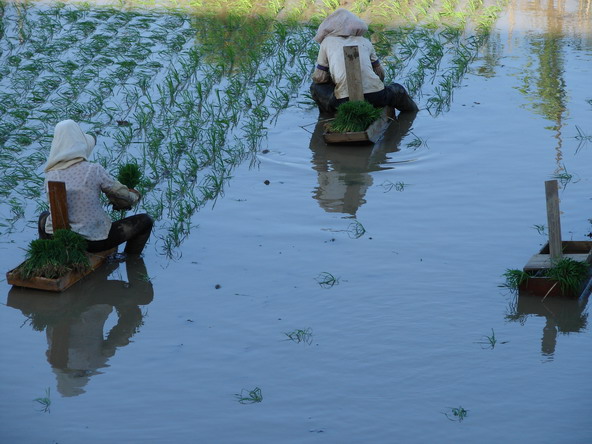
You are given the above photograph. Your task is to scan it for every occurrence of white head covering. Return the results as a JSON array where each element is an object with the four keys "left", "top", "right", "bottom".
[
  {"left": 314, "top": 8, "right": 368, "bottom": 44},
  {"left": 44, "top": 120, "right": 96, "bottom": 172}
]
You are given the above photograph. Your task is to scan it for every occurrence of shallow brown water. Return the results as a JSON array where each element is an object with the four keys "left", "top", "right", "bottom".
[{"left": 1, "top": 1, "right": 592, "bottom": 443}]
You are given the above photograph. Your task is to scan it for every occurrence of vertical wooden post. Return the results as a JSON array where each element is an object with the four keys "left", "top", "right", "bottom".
[
  {"left": 48, "top": 181, "right": 70, "bottom": 230},
  {"left": 545, "top": 180, "right": 562, "bottom": 260},
  {"left": 343, "top": 45, "right": 364, "bottom": 102}
]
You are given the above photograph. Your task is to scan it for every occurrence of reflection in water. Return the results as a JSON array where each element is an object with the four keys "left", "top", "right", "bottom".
[
  {"left": 7, "top": 257, "right": 153, "bottom": 397},
  {"left": 515, "top": 32, "right": 568, "bottom": 169},
  {"left": 309, "top": 111, "right": 417, "bottom": 216},
  {"left": 508, "top": 0, "right": 592, "bottom": 172},
  {"left": 506, "top": 293, "right": 588, "bottom": 361},
  {"left": 508, "top": 0, "right": 592, "bottom": 36}
]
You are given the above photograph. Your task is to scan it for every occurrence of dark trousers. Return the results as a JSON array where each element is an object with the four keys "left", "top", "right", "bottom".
[
  {"left": 310, "top": 82, "right": 419, "bottom": 114},
  {"left": 38, "top": 212, "right": 154, "bottom": 255}
]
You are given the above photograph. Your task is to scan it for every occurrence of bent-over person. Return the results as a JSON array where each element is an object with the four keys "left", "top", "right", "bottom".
[
  {"left": 310, "top": 8, "right": 419, "bottom": 114},
  {"left": 39, "top": 120, "right": 153, "bottom": 254}
]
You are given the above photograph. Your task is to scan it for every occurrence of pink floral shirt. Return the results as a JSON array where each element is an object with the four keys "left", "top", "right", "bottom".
[{"left": 44, "top": 161, "right": 138, "bottom": 241}]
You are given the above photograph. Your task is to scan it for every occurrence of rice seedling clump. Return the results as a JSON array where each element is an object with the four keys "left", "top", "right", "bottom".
[
  {"left": 545, "top": 258, "right": 590, "bottom": 295},
  {"left": 328, "top": 101, "right": 382, "bottom": 133},
  {"left": 117, "top": 163, "right": 142, "bottom": 189},
  {"left": 16, "top": 230, "right": 90, "bottom": 279},
  {"left": 502, "top": 268, "right": 530, "bottom": 292}
]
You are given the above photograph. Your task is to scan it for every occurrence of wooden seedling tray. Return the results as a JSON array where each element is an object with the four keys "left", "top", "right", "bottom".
[
  {"left": 519, "top": 241, "right": 592, "bottom": 298},
  {"left": 518, "top": 180, "right": 592, "bottom": 298},
  {"left": 6, "top": 248, "right": 116, "bottom": 293},
  {"left": 323, "top": 108, "right": 393, "bottom": 144}
]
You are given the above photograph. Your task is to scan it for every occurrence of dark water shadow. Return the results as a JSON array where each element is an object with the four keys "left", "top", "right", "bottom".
[
  {"left": 506, "top": 293, "right": 588, "bottom": 361},
  {"left": 308, "top": 111, "right": 417, "bottom": 216},
  {"left": 6, "top": 257, "right": 154, "bottom": 397}
]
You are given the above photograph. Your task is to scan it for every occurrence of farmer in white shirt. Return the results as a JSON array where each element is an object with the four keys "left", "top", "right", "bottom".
[
  {"left": 310, "top": 9, "right": 418, "bottom": 114},
  {"left": 39, "top": 120, "right": 153, "bottom": 254}
]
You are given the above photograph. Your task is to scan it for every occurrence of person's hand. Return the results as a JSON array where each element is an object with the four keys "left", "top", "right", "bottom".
[
  {"left": 129, "top": 188, "right": 141, "bottom": 199},
  {"left": 112, "top": 200, "right": 132, "bottom": 211},
  {"left": 110, "top": 188, "right": 140, "bottom": 211}
]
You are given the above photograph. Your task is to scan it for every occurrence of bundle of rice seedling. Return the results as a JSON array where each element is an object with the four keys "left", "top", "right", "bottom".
[
  {"left": 116, "top": 162, "right": 142, "bottom": 189},
  {"left": 545, "top": 258, "right": 590, "bottom": 295},
  {"left": 52, "top": 229, "right": 90, "bottom": 270},
  {"left": 327, "top": 101, "right": 382, "bottom": 133},
  {"left": 16, "top": 230, "right": 90, "bottom": 279}
]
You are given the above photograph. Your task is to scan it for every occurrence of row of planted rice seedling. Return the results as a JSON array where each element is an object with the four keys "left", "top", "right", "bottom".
[
  {"left": 0, "top": 0, "right": 504, "bottom": 257},
  {"left": 0, "top": 3, "right": 319, "bottom": 256}
]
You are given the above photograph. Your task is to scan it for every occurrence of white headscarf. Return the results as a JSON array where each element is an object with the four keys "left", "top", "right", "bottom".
[
  {"left": 44, "top": 120, "right": 96, "bottom": 172},
  {"left": 313, "top": 8, "right": 369, "bottom": 44}
]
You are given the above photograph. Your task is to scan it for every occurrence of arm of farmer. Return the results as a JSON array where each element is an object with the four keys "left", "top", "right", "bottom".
[
  {"left": 370, "top": 45, "right": 385, "bottom": 81},
  {"left": 97, "top": 166, "right": 141, "bottom": 210},
  {"left": 312, "top": 45, "right": 332, "bottom": 84}
]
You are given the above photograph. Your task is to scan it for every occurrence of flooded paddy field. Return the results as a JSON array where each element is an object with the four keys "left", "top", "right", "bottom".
[{"left": 1, "top": 0, "right": 591, "bottom": 442}]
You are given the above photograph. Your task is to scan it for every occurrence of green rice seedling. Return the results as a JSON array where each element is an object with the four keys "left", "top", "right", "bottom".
[
  {"left": 53, "top": 229, "right": 88, "bottom": 254},
  {"left": 316, "top": 272, "right": 339, "bottom": 288},
  {"left": 113, "top": 125, "right": 135, "bottom": 150},
  {"left": 545, "top": 258, "right": 590, "bottom": 296},
  {"left": 117, "top": 162, "right": 142, "bottom": 189},
  {"left": 347, "top": 220, "right": 366, "bottom": 239},
  {"left": 284, "top": 328, "right": 313, "bottom": 344},
  {"left": 501, "top": 268, "right": 530, "bottom": 293},
  {"left": 351, "top": 0, "right": 373, "bottom": 14},
  {"left": 17, "top": 239, "right": 70, "bottom": 279},
  {"left": 485, "top": 329, "right": 497, "bottom": 348},
  {"left": 328, "top": 101, "right": 382, "bottom": 133},
  {"left": 475, "top": 5, "right": 503, "bottom": 33},
  {"left": 381, "top": 180, "right": 408, "bottom": 192},
  {"left": 475, "top": 328, "right": 507, "bottom": 349},
  {"left": 235, "top": 387, "right": 263, "bottom": 404},
  {"left": 445, "top": 406, "right": 468, "bottom": 422},
  {"left": 34, "top": 387, "right": 51, "bottom": 413},
  {"left": 17, "top": 230, "right": 90, "bottom": 280}
]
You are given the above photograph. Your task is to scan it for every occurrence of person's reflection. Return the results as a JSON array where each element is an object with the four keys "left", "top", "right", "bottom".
[
  {"left": 309, "top": 111, "right": 417, "bottom": 216},
  {"left": 506, "top": 293, "right": 588, "bottom": 361},
  {"left": 7, "top": 256, "right": 153, "bottom": 396}
]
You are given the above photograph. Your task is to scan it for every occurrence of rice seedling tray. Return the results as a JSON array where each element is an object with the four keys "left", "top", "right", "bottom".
[
  {"left": 519, "top": 241, "right": 592, "bottom": 298},
  {"left": 6, "top": 248, "right": 117, "bottom": 293},
  {"left": 323, "top": 108, "right": 393, "bottom": 144}
]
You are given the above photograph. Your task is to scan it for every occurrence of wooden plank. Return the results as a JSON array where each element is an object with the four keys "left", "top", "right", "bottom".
[
  {"left": 524, "top": 241, "right": 592, "bottom": 271},
  {"left": 366, "top": 112, "right": 391, "bottom": 143},
  {"left": 519, "top": 271, "right": 592, "bottom": 298},
  {"left": 343, "top": 45, "right": 364, "bottom": 102},
  {"left": 537, "top": 240, "right": 592, "bottom": 255},
  {"left": 545, "top": 180, "right": 562, "bottom": 260},
  {"left": 48, "top": 181, "right": 70, "bottom": 230},
  {"left": 524, "top": 253, "right": 592, "bottom": 271},
  {"left": 6, "top": 248, "right": 116, "bottom": 292},
  {"left": 324, "top": 131, "right": 370, "bottom": 144}
]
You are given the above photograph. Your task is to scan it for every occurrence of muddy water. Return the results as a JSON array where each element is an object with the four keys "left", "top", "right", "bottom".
[{"left": 2, "top": 2, "right": 592, "bottom": 444}]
